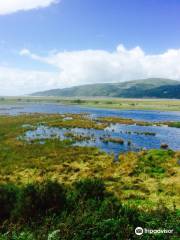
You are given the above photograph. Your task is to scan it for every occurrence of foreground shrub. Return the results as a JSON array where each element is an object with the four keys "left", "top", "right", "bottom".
[
  {"left": 48, "top": 230, "right": 60, "bottom": 240},
  {"left": 0, "top": 179, "right": 179, "bottom": 239},
  {"left": 16, "top": 183, "right": 40, "bottom": 220},
  {"left": 40, "top": 181, "right": 66, "bottom": 214},
  {"left": 0, "top": 231, "right": 34, "bottom": 240},
  {"left": 16, "top": 181, "right": 66, "bottom": 220},
  {"left": 73, "top": 178, "right": 106, "bottom": 201},
  {"left": 0, "top": 184, "right": 18, "bottom": 221}
]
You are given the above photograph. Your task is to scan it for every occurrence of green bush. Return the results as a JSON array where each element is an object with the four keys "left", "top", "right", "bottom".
[
  {"left": 0, "top": 184, "right": 18, "bottom": 221},
  {"left": 71, "top": 99, "right": 85, "bottom": 104},
  {"left": 0, "top": 179, "right": 179, "bottom": 239},
  {"left": 0, "top": 231, "right": 34, "bottom": 240},
  {"left": 73, "top": 178, "right": 106, "bottom": 201},
  {"left": 40, "top": 181, "right": 66, "bottom": 214},
  {"left": 91, "top": 218, "right": 131, "bottom": 240},
  {"left": 16, "top": 183, "right": 40, "bottom": 219},
  {"left": 98, "top": 197, "right": 122, "bottom": 218},
  {"left": 17, "top": 181, "right": 66, "bottom": 219}
]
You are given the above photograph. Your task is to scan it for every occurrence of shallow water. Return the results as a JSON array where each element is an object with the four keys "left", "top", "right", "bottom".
[
  {"left": 22, "top": 122, "right": 180, "bottom": 156},
  {"left": 1, "top": 103, "right": 180, "bottom": 122},
  {"left": 2, "top": 103, "right": 180, "bottom": 154}
]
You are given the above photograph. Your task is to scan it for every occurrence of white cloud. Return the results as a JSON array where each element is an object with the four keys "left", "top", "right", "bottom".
[
  {"left": 1, "top": 44, "right": 180, "bottom": 95},
  {"left": 19, "top": 44, "right": 180, "bottom": 89},
  {"left": 0, "top": 0, "right": 59, "bottom": 15},
  {"left": 0, "top": 66, "right": 59, "bottom": 95}
]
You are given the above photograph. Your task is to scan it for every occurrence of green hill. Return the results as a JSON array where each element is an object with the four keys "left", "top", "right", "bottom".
[{"left": 31, "top": 78, "right": 180, "bottom": 98}]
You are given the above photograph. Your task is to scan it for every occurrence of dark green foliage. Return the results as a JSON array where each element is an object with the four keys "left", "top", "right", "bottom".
[
  {"left": 73, "top": 178, "right": 106, "bottom": 201},
  {"left": 105, "top": 101, "right": 113, "bottom": 104},
  {"left": 0, "top": 179, "right": 179, "bottom": 239},
  {"left": 40, "top": 181, "right": 66, "bottom": 214},
  {"left": 16, "top": 181, "right": 66, "bottom": 219},
  {"left": 17, "top": 184, "right": 39, "bottom": 219},
  {"left": 168, "top": 122, "right": 180, "bottom": 128},
  {"left": 0, "top": 184, "right": 18, "bottom": 221},
  {"left": 71, "top": 99, "right": 86, "bottom": 104}
]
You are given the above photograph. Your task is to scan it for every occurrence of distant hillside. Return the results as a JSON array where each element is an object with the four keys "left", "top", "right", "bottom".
[{"left": 31, "top": 78, "right": 180, "bottom": 99}]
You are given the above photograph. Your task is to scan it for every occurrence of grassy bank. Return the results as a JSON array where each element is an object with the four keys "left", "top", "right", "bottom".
[{"left": 1, "top": 96, "right": 180, "bottom": 111}]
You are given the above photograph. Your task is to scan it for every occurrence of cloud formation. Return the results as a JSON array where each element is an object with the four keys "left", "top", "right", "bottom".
[
  {"left": 20, "top": 44, "right": 180, "bottom": 88},
  {"left": 0, "top": 0, "right": 59, "bottom": 15},
  {"left": 1, "top": 44, "right": 180, "bottom": 95},
  {"left": 0, "top": 66, "right": 59, "bottom": 95}
]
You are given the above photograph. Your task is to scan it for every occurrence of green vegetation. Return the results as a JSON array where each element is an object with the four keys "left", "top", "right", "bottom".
[
  {"left": 125, "top": 130, "right": 156, "bottom": 136},
  {"left": 0, "top": 179, "right": 179, "bottom": 240},
  {"left": 45, "top": 114, "right": 108, "bottom": 130},
  {"left": 1, "top": 95, "right": 180, "bottom": 111},
  {"left": 70, "top": 99, "right": 86, "bottom": 104},
  {"left": 97, "top": 116, "right": 153, "bottom": 126},
  {"left": 166, "top": 122, "right": 180, "bottom": 128},
  {"left": 100, "top": 136, "right": 124, "bottom": 144},
  {"left": 0, "top": 113, "right": 179, "bottom": 239},
  {"left": 64, "top": 131, "right": 91, "bottom": 141},
  {"left": 97, "top": 116, "right": 180, "bottom": 128}
]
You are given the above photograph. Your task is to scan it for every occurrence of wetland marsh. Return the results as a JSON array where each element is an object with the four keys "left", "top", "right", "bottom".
[{"left": 0, "top": 102, "right": 179, "bottom": 239}]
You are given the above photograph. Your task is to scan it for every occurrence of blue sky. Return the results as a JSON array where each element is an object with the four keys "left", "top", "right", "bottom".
[{"left": 0, "top": 0, "right": 180, "bottom": 95}]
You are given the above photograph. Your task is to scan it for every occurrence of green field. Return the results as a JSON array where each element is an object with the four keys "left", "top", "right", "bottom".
[{"left": 0, "top": 113, "right": 179, "bottom": 239}]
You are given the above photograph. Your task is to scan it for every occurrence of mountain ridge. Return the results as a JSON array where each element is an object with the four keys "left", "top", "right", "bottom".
[{"left": 31, "top": 78, "right": 180, "bottom": 99}]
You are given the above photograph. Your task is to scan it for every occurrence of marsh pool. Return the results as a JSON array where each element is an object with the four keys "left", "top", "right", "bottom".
[{"left": 9, "top": 103, "right": 180, "bottom": 155}]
